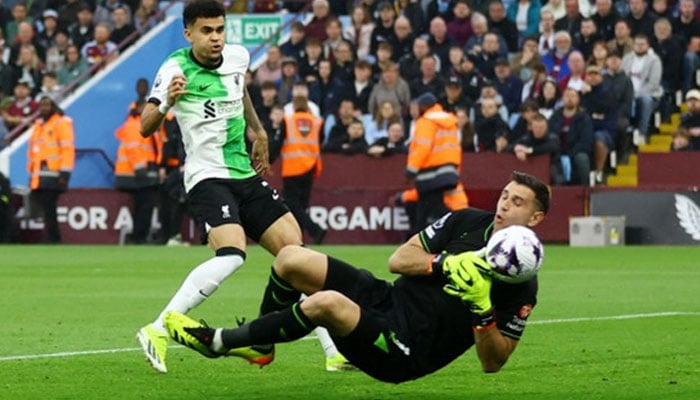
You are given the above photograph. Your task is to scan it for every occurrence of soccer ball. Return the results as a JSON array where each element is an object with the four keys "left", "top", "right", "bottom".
[{"left": 485, "top": 225, "right": 544, "bottom": 283}]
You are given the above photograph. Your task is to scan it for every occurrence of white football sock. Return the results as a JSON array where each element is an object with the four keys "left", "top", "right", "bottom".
[{"left": 153, "top": 254, "right": 244, "bottom": 332}]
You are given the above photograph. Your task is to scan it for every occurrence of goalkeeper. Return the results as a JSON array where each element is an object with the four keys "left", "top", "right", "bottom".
[{"left": 166, "top": 172, "right": 551, "bottom": 383}]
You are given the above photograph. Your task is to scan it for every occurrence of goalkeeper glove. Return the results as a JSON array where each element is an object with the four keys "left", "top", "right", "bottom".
[{"left": 442, "top": 251, "right": 493, "bottom": 315}]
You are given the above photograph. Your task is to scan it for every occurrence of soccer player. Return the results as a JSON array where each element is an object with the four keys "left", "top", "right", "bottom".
[
  {"left": 136, "top": 0, "right": 346, "bottom": 373},
  {"left": 166, "top": 172, "right": 550, "bottom": 383}
]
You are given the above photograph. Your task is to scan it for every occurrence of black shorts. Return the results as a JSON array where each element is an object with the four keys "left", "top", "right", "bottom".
[
  {"left": 187, "top": 176, "right": 289, "bottom": 243},
  {"left": 324, "top": 257, "right": 422, "bottom": 383}
]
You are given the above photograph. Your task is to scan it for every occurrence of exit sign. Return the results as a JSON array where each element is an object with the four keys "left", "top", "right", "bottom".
[{"left": 225, "top": 15, "right": 282, "bottom": 45}]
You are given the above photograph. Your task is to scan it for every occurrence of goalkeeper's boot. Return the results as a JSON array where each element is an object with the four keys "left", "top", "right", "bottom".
[
  {"left": 325, "top": 353, "right": 357, "bottom": 372},
  {"left": 227, "top": 345, "right": 275, "bottom": 367},
  {"left": 164, "top": 311, "right": 222, "bottom": 358},
  {"left": 136, "top": 323, "right": 169, "bottom": 373}
]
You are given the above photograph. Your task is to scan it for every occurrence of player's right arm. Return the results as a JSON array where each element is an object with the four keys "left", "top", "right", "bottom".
[{"left": 141, "top": 62, "right": 186, "bottom": 137}]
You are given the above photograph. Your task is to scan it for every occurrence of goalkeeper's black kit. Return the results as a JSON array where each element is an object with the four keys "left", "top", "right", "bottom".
[{"left": 326, "top": 208, "right": 538, "bottom": 383}]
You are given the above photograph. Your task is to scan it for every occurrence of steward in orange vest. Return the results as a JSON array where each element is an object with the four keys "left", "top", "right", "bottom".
[
  {"left": 405, "top": 93, "right": 462, "bottom": 231},
  {"left": 27, "top": 95, "right": 75, "bottom": 242},
  {"left": 281, "top": 96, "right": 326, "bottom": 244},
  {"left": 114, "top": 101, "right": 163, "bottom": 244}
]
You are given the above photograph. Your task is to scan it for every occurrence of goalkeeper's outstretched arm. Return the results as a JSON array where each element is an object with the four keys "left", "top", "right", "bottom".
[{"left": 474, "top": 327, "right": 518, "bottom": 373}]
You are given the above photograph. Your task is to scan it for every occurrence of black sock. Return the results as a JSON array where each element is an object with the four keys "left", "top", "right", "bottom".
[
  {"left": 259, "top": 267, "right": 301, "bottom": 315},
  {"left": 222, "top": 303, "right": 315, "bottom": 349}
]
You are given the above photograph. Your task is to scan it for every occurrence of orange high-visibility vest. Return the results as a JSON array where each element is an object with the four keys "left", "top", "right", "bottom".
[
  {"left": 114, "top": 114, "right": 163, "bottom": 178},
  {"left": 281, "top": 111, "right": 323, "bottom": 178},
  {"left": 401, "top": 183, "right": 469, "bottom": 210},
  {"left": 406, "top": 103, "right": 461, "bottom": 190},
  {"left": 27, "top": 113, "right": 75, "bottom": 190}
]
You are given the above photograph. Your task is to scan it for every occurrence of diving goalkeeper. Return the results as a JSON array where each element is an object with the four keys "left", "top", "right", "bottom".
[{"left": 166, "top": 172, "right": 550, "bottom": 382}]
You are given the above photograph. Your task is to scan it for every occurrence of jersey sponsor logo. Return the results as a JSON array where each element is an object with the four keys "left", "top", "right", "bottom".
[
  {"left": 519, "top": 304, "right": 533, "bottom": 319},
  {"left": 204, "top": 99, "right": 216, "bottom": 119},
  {"left": 221, "top": 204, "right": 231, "bottom": 219}
]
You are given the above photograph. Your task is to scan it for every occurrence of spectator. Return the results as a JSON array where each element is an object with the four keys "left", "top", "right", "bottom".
[
  {"left": 1, "top": 80, "right": 38, "bottom": 131},
  {"left": 521, "top": 61, "right": 548, "bottom": 101},
  {"left": 323, "top": 98, "right": 357, "bottom": 151},
  {"left": 57, "top": 44, "right": 89, "bottom": 86},
  {"left": 365, "top": 99, "right": 401, "bottom": 145},
  {"left": 671, "top": 89, "right": 700, "bottom": 151},
  {"left": 396, "top": 0, "right": 425, "bottom": 36},
  {"left": 284, "top": 81, "right": 321, "bottom": 117},
  {"left": 536, "top": 77, "right": 562, "bottom": 118},
  {"left": 510, "top": 98, "right": 540, "bottom": 140},
  {"left": 559, "top": 50, "right": 586, "bottom": 91},
  {"left": 573, "top": 18, "right": 600, "bottom": 60},
  {"left": 455, "top": 106, "right": 476, "bottom": 151},
  {"left": 8, "top": 21, "right": 45, "bottom": 66},
  {"left": 312, "top": 58, "right": 346, "bottom": 117},
  {"left": 427, "top": 0, "right": 457, "bottom": 22},
  {"left": 541, "top": 30, "right": 573, "bottom": 82},
  {"left": 331, "top": 40, "right": 354, "bottom": 83},
  {"left": 441, "top": 45, "right": 466, "bottom": 79},
  {"left": 255, "top": 45, "right": 282, "bottom": 85},
  {"left": 588, "top": 40, "right": 609, "bottom": 73},
  {"left": 538, "top": 10, "right": 556, "bottom": 55},
  {"left": 458, "top": 55, "right": 486, "bottom": 102},
  {"left": 605, "top": 49, "right": 635, "bottom": 161},
  {"left": 280, "top": 21, "right": 306, "bottom": 62},
  {"left": 591, "top": 0, "right": 619, "bottom": 41},
  {"left": 58, "top": 0, "right": 83, "bottom": 29},
  {"left": 114, "top": 100, "right": 162, "bottom": 244},
  {"left": 109, "top": 5, "right": 137, "bottom": 48},
  {"left": 0, "top": 44, "right": 14, "bottom": 98},
  {"left": 349, "top": 59, "right": 373, "bottom": 114},
  {"left": 305, "top": 0, "right": 333, "bottom": 41},
  {"left": 27, "top": 95, "right": 74, "bottom": 243},
  {"left": 277, "top": 57, "right": 300, "bottom": 105},
  {"left": 5, "top": 3, "right": 32, "bottom": 44},
  {"left": 626, "top": 0, "right": 656, "bottom": 38},
  {"left": 322, "top": 17, "right": 343, "bottom": 62},
  {"left": 281, "top": 96, "right": 326, "bottom": 245},
  {"left": 372, "top": 41, "right": 395, "bottom": 77},
  {"left": 488, "top": 0, "right": 519, "bottom": 52},
  {"left": 81, "top": 22, "right": 118, "bottom": 67},
  {"left": 367, "top": 120, "right": 408, "bottom": 157},
  {"left": 607, "top": 19, "right": 633, "bottom": 57},
  {"left": 465, "top": 12, "right": 508, "bottom": 58},
  {"left": 446, "top": 0, "right": 473, "bottom": 48},
  {"left": 580, "top": 64, "right": 617, "bottom": 184},
  {"left": 369, "top": 1, "right": 397, "bottom": 56},
  {"left": 409, "top": 53, "right": 444, "bottom": 98},
  {"left": 44, "top": 30, "right": 70, "bottom": 73},
  {"left": 651, "top": 0, "right": 671, "bottom": 20},
  {"left": 510, "top": 35, "right": 542, "bottom": 80},
  {"left": 554, "top": 0, "right": 583, "bottom": 36},
  {"left": 548, "top": 87, "right": 593, "bottom": 185},
  {"left": 368, "top": 62, "right": 411, "bottom": 119},
  {"left": 257, "top": 80, "right": 279, "bottom": 126},
  {"left": 540, "top": 0, "right": 565, "bottom": 21},
  {"left": 37, "top": 9, "right": 60, "bottom": 51},
  {"left": 621, "top": 34, "right": 662, "bottom": 145},
  {"left": 323, "top": 118, "right": 368, "bottom": 154},
  {"left": 493, "top": 57, "right": 524, "bottom": 116},
  {"left": 133, "top": 0, "right": 161, "bottom": 32},
  {"left": 13, "top": 44, "right": 44, "bottom": 95},
  {"left": 427, "top": 16, "right": 453, "bottom": 67},
  {"left": 475, "top": 96, "right": 511, "bottom": 152},
  {"left": 398, "top": 35, "right": 430, "bottom": 84},
  {"left": 507, "top": 0, "right": 542, "bottom": 41},
  {"left": 389, "top": 15, "right": 414, "bottom": 62},
  {"left": 343, "top": 5, "right": 374, "bottom": 61},
  {"left": 512, "top": 113, "right": 565, "bottom": 185},
  {"left": 69, "top": 3, "right": 95, "bottom": 51},
  {"left": 474, "top": 81, "right": 509, "bottom": 122},
  {"left": 673, "top": 0, "right": 700, "bottom": 92},
  {"left": 94, "top": 0, "right": 131, "bottom": 30},
  {"left": 472, "top": 31, "right": 502, "bottom": 80},
  {"left": 37, "top": 71, "right": 63, "bottom": 102},
  {"left": 439, "top": 75, "right": 473, "bottom": 114},
  {"left": 298, "top": 37, "right": 323, "bottom": 81},
  {"left": 653, "top": 18, "right": 683, "bottom": 122}
]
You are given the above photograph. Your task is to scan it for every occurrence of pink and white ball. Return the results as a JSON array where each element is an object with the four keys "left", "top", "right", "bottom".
[{"left": 485, "top": 225, "right": 544, "bottom": 283}]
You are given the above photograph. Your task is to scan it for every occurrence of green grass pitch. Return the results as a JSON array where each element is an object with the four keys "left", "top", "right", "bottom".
[{"left": 1, "top": 244, "right": 699, "bottom": 399}]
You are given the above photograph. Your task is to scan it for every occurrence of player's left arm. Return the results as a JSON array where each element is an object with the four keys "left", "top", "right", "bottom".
[
  {"left": 242, "top": 86, "right": 270, "bottom": 175},
  {"left": 473, "top": 325, "right": 519, "bottom": 373}
]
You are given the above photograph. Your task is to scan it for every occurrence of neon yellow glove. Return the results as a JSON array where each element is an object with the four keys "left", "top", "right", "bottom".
[{"left": 442, "top": 251, "right": 493, "bottom": 315}]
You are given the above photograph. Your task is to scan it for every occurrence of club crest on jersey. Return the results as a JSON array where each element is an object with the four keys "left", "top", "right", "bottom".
[{"left": 221, "top": 205, "right": 231, "bottom": 219}]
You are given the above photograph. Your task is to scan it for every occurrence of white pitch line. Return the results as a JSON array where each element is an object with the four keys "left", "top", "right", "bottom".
[{"left": 1, "top": 311, "right": 698, "bottom": 362}]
